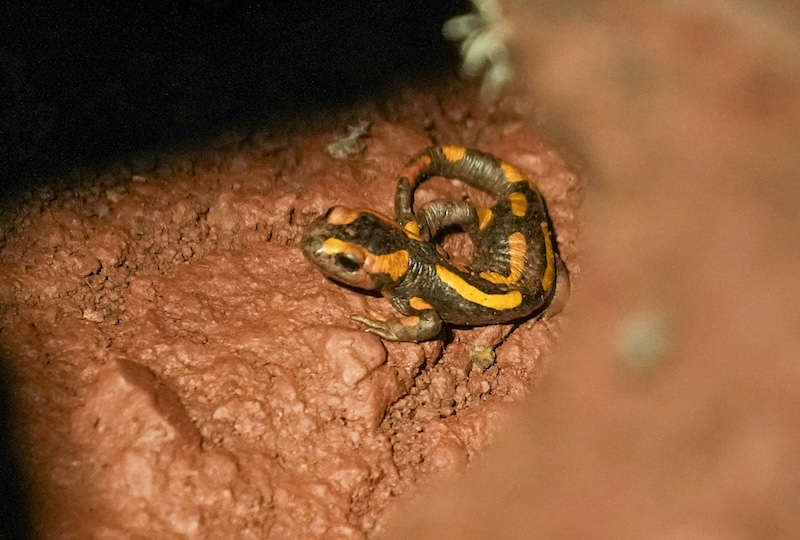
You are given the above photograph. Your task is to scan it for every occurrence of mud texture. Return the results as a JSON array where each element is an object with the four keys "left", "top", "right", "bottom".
[{"left": 0, "top": 81, "right": 581, "bottom": 538}]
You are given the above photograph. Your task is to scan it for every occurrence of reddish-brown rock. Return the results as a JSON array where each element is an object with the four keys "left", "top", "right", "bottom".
[{"left": 0, "top": 80, "right": 580, "bottom": 537}]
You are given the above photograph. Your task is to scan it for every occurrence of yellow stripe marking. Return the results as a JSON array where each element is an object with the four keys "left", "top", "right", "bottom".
[
  {"left": 508, "top": 192, "right": 528, "bottom": 217},
  {"left": 477, "top": 207, "right": 493, "bottom": 230},
  {"left": 436, "top": 265, "right": 522, "bottom": 310},
  {"left": 326, "top": 207, "right": 361, "bottom": 225},
  {"left": 403, "top": 221, "right": 422, "bottom": 240},
  {"left": 365, "top": 250, "right": 409, "bottom": 281},
  {"left": 501, "top": 162, "right": 525, "bottom": 183},
  {"left": 442, "top": 146, "right": 467, "bottom": 162},
  {"left": 320, "top": 238, "right": 409, "bottom": 281},
  {"left": 540, "top": 222, "right": 556, "bottom": 292},
  {"left": 480, "top": 232, "right": 527, "bottom": 285},
  {"left": 409, "top": 297, "right": 433, "bottom": 311}
]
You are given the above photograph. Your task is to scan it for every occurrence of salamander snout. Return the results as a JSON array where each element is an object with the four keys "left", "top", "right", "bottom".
[{"left": 301, "top": 207, "right": 378, "bottom": 290}]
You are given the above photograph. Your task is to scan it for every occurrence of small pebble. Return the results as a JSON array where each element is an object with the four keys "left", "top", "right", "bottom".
[{"left": 470, "top": 345, "right": 496, "bottom": 371}]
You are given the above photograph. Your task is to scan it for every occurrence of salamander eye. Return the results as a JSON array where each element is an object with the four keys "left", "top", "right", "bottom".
[{"left": 335, "top": 253, "right": 362, "bottom": 273}]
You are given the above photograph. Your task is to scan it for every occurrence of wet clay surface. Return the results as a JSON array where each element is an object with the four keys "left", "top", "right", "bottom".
[{"left": 0, "top": 82, "right": 581, "bottom": 538}]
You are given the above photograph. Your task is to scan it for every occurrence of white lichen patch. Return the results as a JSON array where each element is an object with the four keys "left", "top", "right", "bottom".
[{"left": 443, "top": 0, "right": 515, "bottom": 100}]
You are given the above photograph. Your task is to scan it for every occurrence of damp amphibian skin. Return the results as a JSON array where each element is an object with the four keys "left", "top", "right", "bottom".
[{"left": 302, "top": 146, "right": 570, "bottom": 342}]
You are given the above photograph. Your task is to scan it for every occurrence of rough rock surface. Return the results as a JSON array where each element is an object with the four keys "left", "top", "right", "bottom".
[{"left": 0, "top": 81, "right": 580, "bottom": 538}]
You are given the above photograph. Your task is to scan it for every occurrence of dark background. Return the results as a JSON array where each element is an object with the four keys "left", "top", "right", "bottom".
[{"left": 1, "top": 2, "right": 466, "bottom": 194}]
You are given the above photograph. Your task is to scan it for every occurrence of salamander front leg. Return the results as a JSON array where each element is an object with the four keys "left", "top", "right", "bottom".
[{"left": 351, "top": 310, "right": 442, "bottom": 342}]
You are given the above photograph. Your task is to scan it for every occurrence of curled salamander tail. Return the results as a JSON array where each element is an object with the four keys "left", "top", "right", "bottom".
[{"left": 395, "top": 146, "right": 529, "bottom": 224}]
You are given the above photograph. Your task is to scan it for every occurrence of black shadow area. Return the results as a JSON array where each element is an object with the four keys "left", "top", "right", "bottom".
[
  {"left": 0, "top": 360, "right": 32, "bottom": 540},
  {"left": 1, "top": 1, "right": 469, "bottom": 196}
]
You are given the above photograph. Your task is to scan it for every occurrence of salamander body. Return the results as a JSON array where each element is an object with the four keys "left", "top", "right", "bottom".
[{"left": 302, "top": 146, "right": 569, "bottom": 341}]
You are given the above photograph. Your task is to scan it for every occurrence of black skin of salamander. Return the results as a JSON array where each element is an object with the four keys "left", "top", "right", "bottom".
[{"left": 301, "top": 147, "right": 568, "bottom": 342}]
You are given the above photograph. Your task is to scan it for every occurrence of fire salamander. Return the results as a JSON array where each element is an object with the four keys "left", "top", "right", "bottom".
[{"left": 302, "top": 146, "right": 570, "bottom": 342}]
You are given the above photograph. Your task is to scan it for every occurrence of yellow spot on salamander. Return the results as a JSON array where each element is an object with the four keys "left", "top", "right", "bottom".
[
  {"left": 364, "top": 249, "right": 410, "bottom": 281},
  {"left": 409, "top": 297, "right": 433, "bottom": 311},
  {"left": 419, "top": 154, "right": 432, "bottom": 167},
  {"left": 403, "top": 220, "right": 422, "bottom": 240},
  {"left": 480, "top": 232, "right": 526, "bottom": 285},
  {"left": 477, "top": 207, "right": 493, "bottom": 230},
  {"left": 508, "top": 192, "right": 528, "bottom": 217},
  {"left": 501, "top": 162, "right": 525, "bottom": 183},
  {"left": 436, "top": 265, "right": 523, "bottom": 310},
  {"left": 442, "top": 146, "right": 467, "bottom": 162},
  {"left": 540, "top": 222, "right": 556, "bottom": 292},
  {"left": 326, "top": 207, "right": 361, "bottom": 225}
]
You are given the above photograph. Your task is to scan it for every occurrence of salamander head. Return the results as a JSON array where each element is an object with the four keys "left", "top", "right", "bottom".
[{"left": 302, "top": 206, "right": 412, "bottom": 290}]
